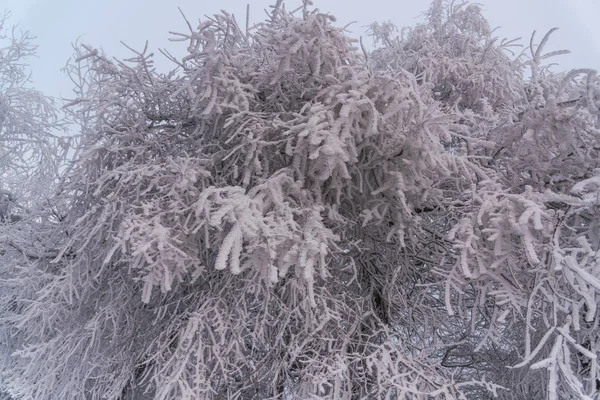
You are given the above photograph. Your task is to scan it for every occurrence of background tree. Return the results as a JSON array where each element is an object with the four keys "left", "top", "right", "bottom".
[
  {"left": 0, "top": 12, "right": 67, "bottom": 204},
  {"left": 0, "top": 11, "right": 68, "bottom": 399},
  {"left": 1, "top": 1, "right": 600, "bottom": 399}
]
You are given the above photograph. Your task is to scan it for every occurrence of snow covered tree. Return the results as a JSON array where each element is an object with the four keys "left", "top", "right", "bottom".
[
  {"left": 0, "top": 12, "right": 68, "bottom": 399},
  {"left": 2, "top": 1, "right": 600, "bottom": 399},
  {"left": 0, "top": 12, "right": 66, "bottom": 203}
]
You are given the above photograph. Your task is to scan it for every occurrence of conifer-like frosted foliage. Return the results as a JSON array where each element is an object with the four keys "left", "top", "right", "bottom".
[
  {"left": 2, "top": 1, "right": 600, "bottom": 399},
  {"left": 369, "top": 1, "right": 600, "bottom": 398}
]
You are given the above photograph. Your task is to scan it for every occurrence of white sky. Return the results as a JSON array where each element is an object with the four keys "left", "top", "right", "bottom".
[{"left": 4, "top": 0, "right": 600, "bottom": 99}]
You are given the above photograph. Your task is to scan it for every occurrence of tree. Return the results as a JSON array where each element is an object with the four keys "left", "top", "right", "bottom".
[
  {"left": 1, "top": 1, "right": 599, "bottom": 399},
  {"left": 0, "top": 12, "right": 68, "bottom": 399},
  {"left": 0, "top": 12, "right": 66, "bottom": 203}
]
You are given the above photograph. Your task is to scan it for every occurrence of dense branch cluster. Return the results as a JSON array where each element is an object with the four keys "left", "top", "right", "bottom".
[{"left": 1, "top": 1, "right": 600, "bottom": 399}]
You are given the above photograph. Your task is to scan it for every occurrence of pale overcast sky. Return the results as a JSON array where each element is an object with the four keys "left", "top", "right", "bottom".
[{"left": 4, "top": 0, "right": 600, "bottom": 99}]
